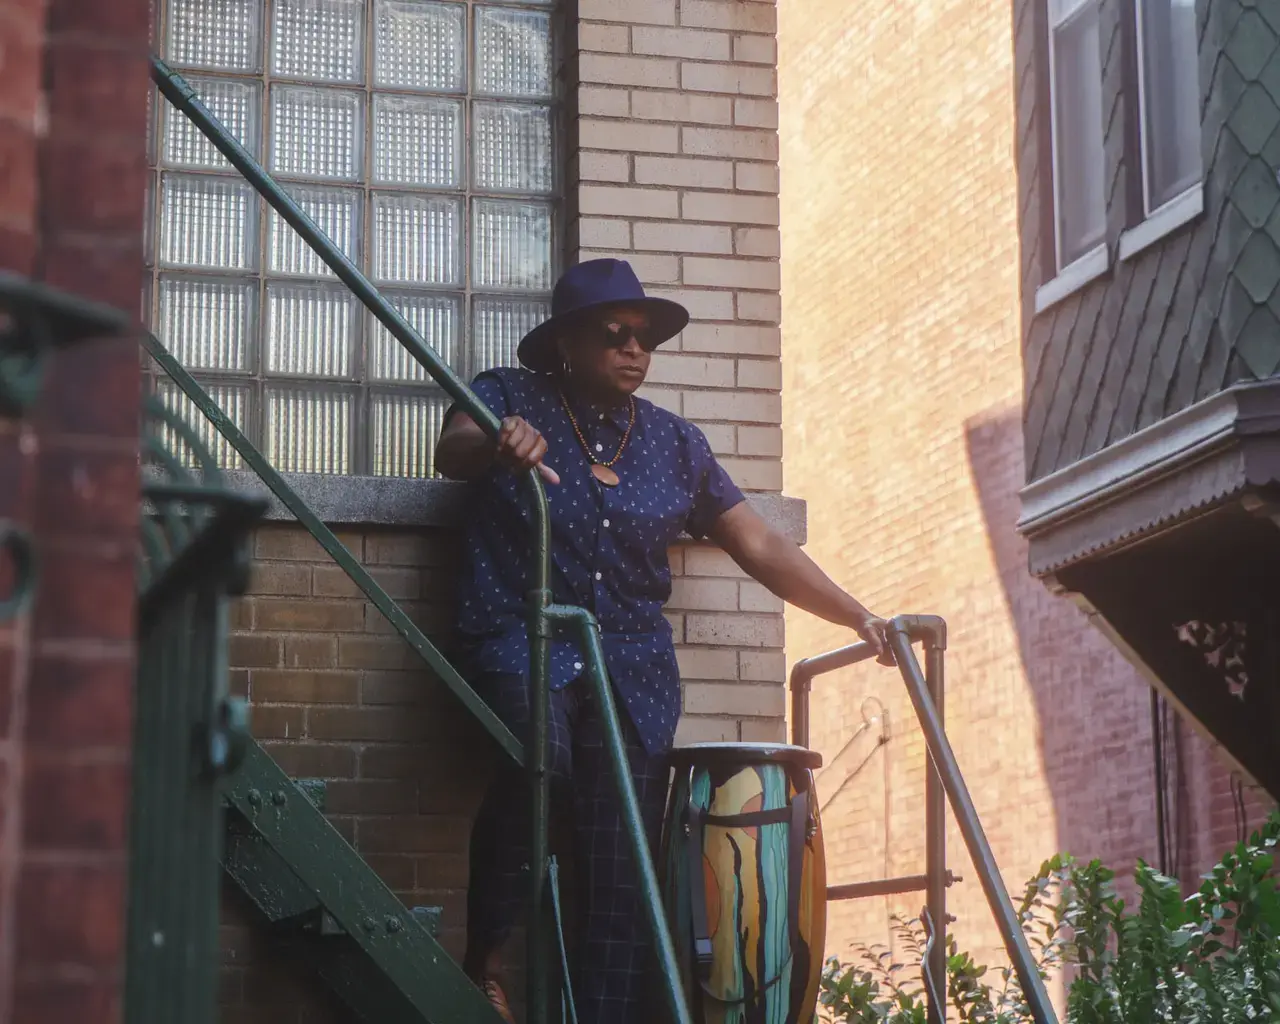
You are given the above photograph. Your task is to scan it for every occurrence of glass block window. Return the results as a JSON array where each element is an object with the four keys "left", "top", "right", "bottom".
[{"left": 145, "top": 0, "right": 558, "bottom": 477}]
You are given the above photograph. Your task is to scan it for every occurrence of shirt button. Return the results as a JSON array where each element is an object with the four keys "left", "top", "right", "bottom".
[
  {"left": 573, "top": 661, "right": 583, "bottom": 671},
  {"left": 595, "top": 572, "right": 603, "bottom": 581},
  {"left": 595, "top": 443, "right": 604, "bottom": 452},
  {"left": 602, "top": 519, "right": 610, "bottom": 528}
]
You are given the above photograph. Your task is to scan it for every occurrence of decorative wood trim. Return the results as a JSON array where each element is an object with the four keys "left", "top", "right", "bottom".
[
  {"left": 1018, "top": 380, "right": 1280, "bottom": 572},
  {"left": 1018, "top": 382, "right": 1243, "bottom": 533}
]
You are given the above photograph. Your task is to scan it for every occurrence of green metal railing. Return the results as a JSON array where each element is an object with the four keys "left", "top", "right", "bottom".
[
  {"left": 150, "top": 56, "right": 692, "bottom": 1024},
  {"left": 0, "top": 272, "right": 133, "bottom": 619},
  {"left": 129, "top": 396, "right": 266, "bottom": 1024}
]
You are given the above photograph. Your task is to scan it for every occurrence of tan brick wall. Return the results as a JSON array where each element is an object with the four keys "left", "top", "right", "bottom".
[
  {"left": 570, "top": 0, "right": 787, "bottom": 747},
  {"left": 778, "top": 0, "right": 1272, "bottom": 993}
]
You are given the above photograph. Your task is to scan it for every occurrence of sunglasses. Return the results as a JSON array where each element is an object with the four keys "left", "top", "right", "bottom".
[{"left": 592, "top": 321, "right": 656, "bottom": 350}]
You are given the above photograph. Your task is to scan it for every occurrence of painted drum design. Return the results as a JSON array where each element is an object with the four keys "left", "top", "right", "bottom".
[{"left": 660, "top": 743, "right": 827, "bottom": 1024}]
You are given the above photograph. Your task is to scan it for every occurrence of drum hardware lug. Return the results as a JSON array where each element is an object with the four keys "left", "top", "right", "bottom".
[{"left": 805, "top": 816, "right": 817, "bottom": 840}]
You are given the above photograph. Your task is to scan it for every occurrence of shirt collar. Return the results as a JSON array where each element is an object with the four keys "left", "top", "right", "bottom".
[{"left": 562, "top": 389, "right": 635, "bottom": 432}]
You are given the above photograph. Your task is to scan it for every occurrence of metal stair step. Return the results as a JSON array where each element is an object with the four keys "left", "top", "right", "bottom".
[{"left": 221, "top": 739, "right": 505, "bottom": 1024}]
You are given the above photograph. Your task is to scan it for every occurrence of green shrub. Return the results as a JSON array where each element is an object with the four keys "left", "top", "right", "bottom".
[{"left": 819, "top": 812, "right": 1280, "bottom": 1024}]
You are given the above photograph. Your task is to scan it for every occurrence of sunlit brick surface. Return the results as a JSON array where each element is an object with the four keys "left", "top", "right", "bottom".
[{"left": 778, "top": 0, "right": 1272, "bottom": 1001}]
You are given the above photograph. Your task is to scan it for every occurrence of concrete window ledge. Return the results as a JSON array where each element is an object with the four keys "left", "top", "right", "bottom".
[{"left": 223, "top": 471, "right": 810, "bottom": 545}]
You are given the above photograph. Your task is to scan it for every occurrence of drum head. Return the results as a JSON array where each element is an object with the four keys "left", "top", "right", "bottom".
[{"left": 668, "top": 741, "right": 822, "bottom": 771}]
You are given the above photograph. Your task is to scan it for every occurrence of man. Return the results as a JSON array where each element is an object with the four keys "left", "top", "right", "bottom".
[{"left": 435, "top": 259, "right": 890, "bottom": 1022}]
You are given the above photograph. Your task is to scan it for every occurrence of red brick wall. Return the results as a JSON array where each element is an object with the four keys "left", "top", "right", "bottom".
[
  {"left": 778, "top": 0, "right": 1273, "bottom": 997},
  {"left": 0, "top": 1, "right": 150, "bottom": 1021}
]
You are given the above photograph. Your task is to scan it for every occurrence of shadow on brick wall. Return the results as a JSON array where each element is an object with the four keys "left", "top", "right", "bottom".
[{"left": 962, "top": 405, "right": 1164, "bottom": 874}]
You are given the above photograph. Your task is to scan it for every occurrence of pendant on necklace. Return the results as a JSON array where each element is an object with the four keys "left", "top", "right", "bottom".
[{"left": 591, "top": 464, "right": 620, "bottom": 487}]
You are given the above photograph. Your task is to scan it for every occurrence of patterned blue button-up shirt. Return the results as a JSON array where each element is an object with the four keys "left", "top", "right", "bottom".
[{"left": 450, "top": 367, "right": 746, "bottom": 756}]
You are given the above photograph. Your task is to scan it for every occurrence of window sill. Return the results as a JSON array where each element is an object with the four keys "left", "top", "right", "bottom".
[
  {"left": 221, "top": 470, "right": 811, "bottom": 544},
  {"left": 1034, "top": 243, "right": 1110, "bottom": 316},
  {"left": 1117, "top": 184, "right": 1204, "bottom": 262}
]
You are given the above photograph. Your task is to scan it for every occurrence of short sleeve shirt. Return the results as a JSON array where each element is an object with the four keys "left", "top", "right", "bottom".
[{"left": 450, "top": 366, "right": 747, "bottom": 755}]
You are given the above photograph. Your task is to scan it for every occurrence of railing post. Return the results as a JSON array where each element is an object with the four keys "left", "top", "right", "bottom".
[
  {"left": 921, "top": 621, "right": 948, "bottom": 1024},
  {"left": 527, "top": 476, "right": 554, "bottom": 1024},
  {"left": 886, "top": 616, "right": 1058, "bottom": 1024},
  {"left": 129, "top": 400, "right": 265, "bottom": 1024},
  {"left": 546, "top": 605, "right": 694, "bottom": 1024}
]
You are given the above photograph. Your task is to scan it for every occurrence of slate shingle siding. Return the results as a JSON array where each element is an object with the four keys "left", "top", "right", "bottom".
[{"left": 1020, "top": 0, "right": 1280, "bottom": 482}]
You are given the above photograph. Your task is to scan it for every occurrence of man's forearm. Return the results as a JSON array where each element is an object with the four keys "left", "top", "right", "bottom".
[
  {"left": 737, "top": 530, "right": 872, "bottom": 630},
  {"left": 435, "top": 420, "right": 497, "bottom": 480}
]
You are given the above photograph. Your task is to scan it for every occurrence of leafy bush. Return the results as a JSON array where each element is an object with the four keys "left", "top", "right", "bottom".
[{"left": 819, "top": 813, "right": 1280, "bottom": 1024}]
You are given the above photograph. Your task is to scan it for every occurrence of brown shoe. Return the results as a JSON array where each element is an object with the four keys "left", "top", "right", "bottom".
[{"left": 480, "top": 978, "right": 516, "bottom": 1024}]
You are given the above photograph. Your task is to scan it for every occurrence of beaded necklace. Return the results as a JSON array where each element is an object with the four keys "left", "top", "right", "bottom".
[{"left": 560, "top": 392, "right": 635, "bottom": 487}]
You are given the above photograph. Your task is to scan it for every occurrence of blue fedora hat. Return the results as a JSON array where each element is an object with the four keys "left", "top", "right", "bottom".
[{"left": 517, "top": 258, "right": 689, "bottom": 373}]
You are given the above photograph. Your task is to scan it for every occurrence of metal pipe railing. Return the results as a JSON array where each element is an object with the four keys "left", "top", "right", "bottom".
[
  {"left": 790, "top": 616, "right": 1058, "bottom": 1024},
  {"left": 546, "top": 604, "right": 693, "bottom": 1024},
  {"left": 924, "top": 637, "right": 947, "bottom": 1024},
  {"left": 790, "top": 632, "right": 953, "bottom": 1021},
  {"left": 149, "top": 56, "right": 691, "bottom": 1024},
  {"left": 883, "top": 616, "right": 1058, "bottom": 1024}
]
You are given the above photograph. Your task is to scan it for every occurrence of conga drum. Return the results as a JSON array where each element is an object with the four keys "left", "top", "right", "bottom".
[{"left": 660, "top": 742, "right": 826, "bottom": 1024}]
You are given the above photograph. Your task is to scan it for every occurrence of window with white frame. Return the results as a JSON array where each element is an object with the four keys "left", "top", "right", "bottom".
[
  {"left": 1135, "top": 0, "right": 1201, "bottom": 213},
  {"left": 1048, "top": 0, "right": 1107, "bottom": 270},
  {"left": 145, "top": 0, "right": 558, "bottom": 477}
]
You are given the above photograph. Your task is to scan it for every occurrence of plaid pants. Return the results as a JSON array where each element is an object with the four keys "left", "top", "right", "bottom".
[{"left": 466, "top": 671, "right": 668, "bottom": 1024}]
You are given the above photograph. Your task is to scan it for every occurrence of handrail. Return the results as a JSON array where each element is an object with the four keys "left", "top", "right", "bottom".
[
  {"left": 143, "top": 333, "right": 524, "bottom": 764},
  {"left": 546, "top": 604, "right": 693, "bottom": 1024},
  {"left": 148, "top": 56, "right": 692, "bottom": 1024},
  {"left": 791, "top": 617, "right": 1060, "bottom": 1024}
]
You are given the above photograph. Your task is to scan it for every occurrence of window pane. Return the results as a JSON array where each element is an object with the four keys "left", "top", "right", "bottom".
[
  {"left": 370, "top": 293, "right": 462, "bottom": 381},
  {"left": 373, "top": 193, "right": 463, "bottom": 284},
  {"left": 1052, "top": 1, "right": 1107, "bottom": 266},
  {"left": 166, "top": 0, "right": 262, "bottom": 72},
  {"left": 159, "top": 173, "right": 258, "bottom": 270},
  {"left": 266, "top": 386, "right": 353, "bottom": 474},
  {"left": 156, "top": 378, "right": 252, "bottom": 471},
  {"left": 162, "top": 77, "right": 261, "bottom": 169},
  {"left": 472, "top": 199, "right": 552, "bottom": 290},
  {"left": 268, "top": 184, "right": 362, "bottom": 276},
  {"left": 375, "top": 0, "right": 466, "bottom": 92},
  {"left": 472, "top": 296, "right": 547, "bottom": 373},
  {"left": 373, "top": 94, "right": 463, "bottom": 187},
  {"left": 473, "top": 102, "right": 553, "bottom": 193},
  {"left": 266, "top": 282, "right": 357, "bottom": 378},
  {"left": 371, "top": 391, "right": 449, "bottom": 477},
  {"left": 272, "top": 0, "right": 366, "bottom": 83},
  {"left": 1140, "top": 0, "right": 1201, "bottom": 209},
  {"left": 270, "top": 85, "right": 364, "bottom": 181},
  {"left": 475, "top": 7, "right": 553, "bottom": 98},
  {"left": 157, "top": 275, "right": 256, "bottom": 371}
]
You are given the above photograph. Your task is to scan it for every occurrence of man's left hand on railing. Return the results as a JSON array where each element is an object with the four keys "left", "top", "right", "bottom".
[{"left": 852, "top": 614, "right": 895, "bottom": 666}]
